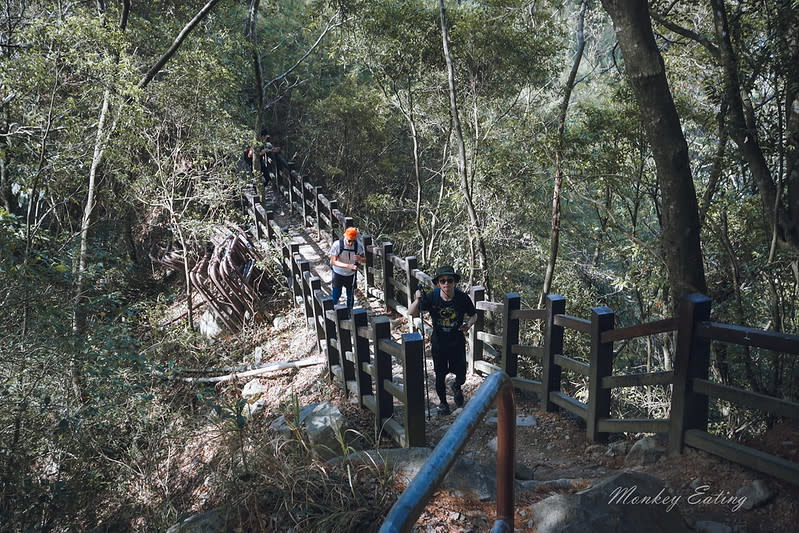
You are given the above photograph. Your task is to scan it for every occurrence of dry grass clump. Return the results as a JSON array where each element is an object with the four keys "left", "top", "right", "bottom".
[{"left": 211, "top": 420, "right": 401, "bottom": 533}]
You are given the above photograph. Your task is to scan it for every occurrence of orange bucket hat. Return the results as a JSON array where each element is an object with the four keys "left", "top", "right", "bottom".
[{"left": 344, "top": 227, "right": 358, "bottom": 240}]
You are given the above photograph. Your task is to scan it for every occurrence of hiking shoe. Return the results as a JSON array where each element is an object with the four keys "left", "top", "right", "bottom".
[
  {"left": 451, "top": 384, "right": 465, "bottom": 408},
  {"left": 437, "top": 402, "right": 451, "bottom": 415}
]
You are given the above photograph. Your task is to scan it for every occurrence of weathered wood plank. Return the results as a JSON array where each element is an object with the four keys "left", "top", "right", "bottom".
[
  {"left": 601, "top": 371, "right": 674, "bottom": 388},
  {"left": 597, "top": 418, "right": 670, "bottom": 434},
  {"left": 693, "top": 378, "right": 799, "bottom": 420},
  {"left": 512, "top": 308, "right": 547, "bottom": 321},
  {"left": 554, "top": 314, "right": 591, "bottom": 333},
  {"left": 476, "top": 300, "right": 504, "bottom": 312},
  {"left": 512, "top": 344, "right": 543, "bottom": 358},
  {"left": 477, "top": 331, "right": 503, "bottom": 346},
  {"left": 384, "top": 379, "right": 406, "bottom": 404},
  {"left": 549, "top": 392, "right": 587, "bottom": 420},
  {"left": 554, "top": 354, "right": 590, "bottom": 376},
  {"left": 684, "top": 429, "right": 799, "bottom": 486},
  {"left": 697, "top": 322, "right": 799, "bottom": 355},
  {"left": 601, "top": 318, "right": 678, "bottom": 343},
  {"left": 474, "top": 359, "right": 501, "bottom": 375},
  {"left": 511, "top": 376, "right": 543, "bottom": 394}
]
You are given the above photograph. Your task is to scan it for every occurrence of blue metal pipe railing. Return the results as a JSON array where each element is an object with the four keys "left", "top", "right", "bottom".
[{"left": 379, "top": 371, "right": 516, "bottom": 532}]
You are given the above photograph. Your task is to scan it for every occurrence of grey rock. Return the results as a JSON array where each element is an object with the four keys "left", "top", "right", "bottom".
[
  {"left": 606, "top": 440, "right": 629, "bottom": 457},
  {"left": 694, "top": 521, "right": 733, "bottom": 533},
  {"left": 736, "top": 479, "right": 772, "bottom": 510},
  {"left": 272, "top": 315, "right": 288, "bottom": 329},
  {"left": 198, "top": 310, "right": 224, "bottom": 338},
  {"left": 166, "top": 508, "right": 227, "bottom": 533},
  {"left": 515, "top": 462, "right": 536, "bottom": 480},
  {"left": 485, "top": 413, "right": 537, "bottom": 427},
  {"left": 270, "top": 402, "right": 347, "bottom": 460},
  {"left": 624, "top": 436, "right": 664, "bottom": 467},
  {"left": 585, "top": 444, "right": 606, "bottom": 456},
  {"left": 241, "top": 379, "right": 268, "bottom": 399},
  {"left": 529, "top": 471, "right": 690, "bottom": 533}
]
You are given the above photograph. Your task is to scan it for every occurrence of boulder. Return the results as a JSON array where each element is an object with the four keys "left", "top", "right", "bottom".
[
  {"left": 270, "top": 402, "right": 347, "bottom": 460},
  {"left": 166, "top": 508, "right": 227, "bottom": 533},
  {"left": 197, "top": 310, "right": 224, "bottom": 338},
  {"left": 735, "top": 479, "right": 772, "bottom": 510},
  {"left": 624, "top": 436, "right": 664, "bottom": 466},
  {"left": 241, "top": 379, "right": 268, "bottom": 399},
  {"left": 529, "top": 471, "right": 690, "bottom": 533}
]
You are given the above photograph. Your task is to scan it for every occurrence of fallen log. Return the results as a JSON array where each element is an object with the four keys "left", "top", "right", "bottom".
[{"left": 158, "top": 355, "right": 325, "bottom": 383}]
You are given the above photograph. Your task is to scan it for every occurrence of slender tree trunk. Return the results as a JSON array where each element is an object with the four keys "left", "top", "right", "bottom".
[
  {"left": 438, "top": 0, "right": 491, "bottom": 295},
  {"left": 600, "top": 0, "right": 707, "bottom": 303},
  {"left": 246, "top": 0, "right": 265, "bottom": 132},
  {"left": 406, "top": 92, "right": 429, "bottom": 264},
  {"left": 539, "top": 1, "right": 586, "bottom": 308}
]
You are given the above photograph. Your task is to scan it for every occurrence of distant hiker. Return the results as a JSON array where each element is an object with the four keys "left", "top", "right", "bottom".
[
  {"left": 408, "top": 265, "right": 476, "bottom": 415},
  {"left": 258, "top": 129, "right": 271, "bottom": 187},
  {"left": 328, "top": 227, "right": 365, "bottom": 309},
  {"left": 240, "top": 145, "right": 254, "bottom": 180}
]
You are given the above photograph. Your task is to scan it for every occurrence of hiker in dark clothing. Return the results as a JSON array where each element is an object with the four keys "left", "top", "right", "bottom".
[{"left": 409, "top": 265, "right": 477, "bottom": 415}]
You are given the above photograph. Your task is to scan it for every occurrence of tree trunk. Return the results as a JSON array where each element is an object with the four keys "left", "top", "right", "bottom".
[
  {"left": 600, "top": 0, "right": 707, "bottom": 303},
  {"left": 438, "top": 0, "right": 491, "bottom": 295},
  {"left": 708, "top": 0, "right": 795, "bottom": 248},
  {"left": 246, "top": 0, "right": 265, "bottom": 132},
  {"left": 539, "top": 1, "right": 586, "bottom": 308}
]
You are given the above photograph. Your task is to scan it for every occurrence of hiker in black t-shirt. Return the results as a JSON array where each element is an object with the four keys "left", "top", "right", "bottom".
[{"left": 409, "top": 265, "right": 477, "bottom": 415}]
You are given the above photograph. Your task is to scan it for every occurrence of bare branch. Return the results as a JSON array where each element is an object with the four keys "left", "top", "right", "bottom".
[{"left": 138, "top": 0, "right": 224, "bottom": 89}]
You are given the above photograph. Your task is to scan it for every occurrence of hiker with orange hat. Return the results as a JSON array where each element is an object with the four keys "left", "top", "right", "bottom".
[{"left": 328, "top": 227, "right": 365, "bottom": 309}]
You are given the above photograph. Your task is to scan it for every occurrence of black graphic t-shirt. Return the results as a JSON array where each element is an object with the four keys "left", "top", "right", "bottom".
[{"left": 419, "top": 288, "right": 476, "bottom": 337}]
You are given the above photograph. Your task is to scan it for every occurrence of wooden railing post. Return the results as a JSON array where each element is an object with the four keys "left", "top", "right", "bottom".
[
  {"left": 406, "top": 256, "right": 418, "bottom": 331},
  {"left": 309, "top": 275, "right": 323, "bottom": 353},
  {"left": 351, "top": 308, "right": 372, "bottom": 407},
  {"left": 301, "top": 173, "right": 310, "bottom": 227},
  {"left": 363, "top": 235, "right": 374, "bottom": 297},
  {"left": 335, "top": 305, "right": 355, "bottom": 397},
  {"left": 250, "top": 194, "right": 262, "bottom": 240},
  {"left": 469, "top": 286, "right": 485, "bottom": 374},
  {"left": 314, "top": 186, "right": 323, "bottom": 235},
  {"left": 402, "top": 331, "right": 426, "bottom": 447},
  {"left": 289, "top": 242, "right": 301, "bottom": 304},
  {"left": 286, "top": 168, "right": 295, "bottom": 213},
  {"left": 371, "top": 316, "right": 394, "bottom": 436},
  {"left": 265, "top": 211, "right": 275, "bottom": 242},
  {"left": 280, "top": 243, "right": 291, "bottom": 288},
  {"left": 542, "top": 294, "right": 566, "bottom": 411},
  {"left": 669, "top": 293, "right": 712, "bottom": 455},
  {"left": 382, "top": 242, "right": 394, "bottom": 313},
  {"left": 320, "top": 294, "right": 338, "bottom": 382},
  {"left": 588, "top": 306, "right": 614, "bottom": 442},
  {"left": 501, "top": 293, "right": 521, "bottom": 378},
  {"left": 328, "top": 200, "right": 339, "bottom": 242},
  {"left": 297, "top": 258, "right": 312, "bottom": 327}
]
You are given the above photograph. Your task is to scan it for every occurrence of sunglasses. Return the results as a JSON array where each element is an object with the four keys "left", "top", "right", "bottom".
[{"left": 438, "top": 277, "right": 456, "bottom": 284}]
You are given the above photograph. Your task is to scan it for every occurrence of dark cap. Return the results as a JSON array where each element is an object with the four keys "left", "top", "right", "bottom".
[{"left": 433, "top": 265, "right": 461, "bottom": 284}]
